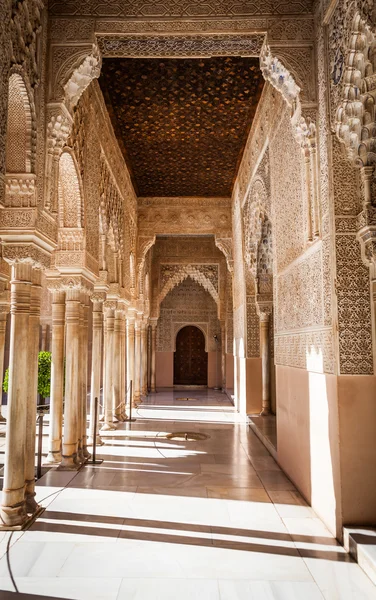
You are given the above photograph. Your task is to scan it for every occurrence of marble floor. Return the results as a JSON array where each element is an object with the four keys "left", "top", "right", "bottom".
[{"left": 0, "top": 390, "right": 375, "bottom": 599}]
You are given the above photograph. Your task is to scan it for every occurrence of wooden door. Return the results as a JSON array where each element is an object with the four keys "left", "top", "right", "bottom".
[{"left": 174, "top": 326, "right": 208, "bottom": 385}]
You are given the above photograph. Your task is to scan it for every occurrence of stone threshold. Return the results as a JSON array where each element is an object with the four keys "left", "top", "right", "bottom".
[
  {"left": 247, "top": 414, "right": 277, "bottom": 461},
  {"left": 344, "top": 526, "right": 376, "bottom": 586}
]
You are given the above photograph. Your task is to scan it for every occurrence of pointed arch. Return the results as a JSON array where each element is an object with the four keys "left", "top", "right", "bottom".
[
  {"left": 6, "top": 72, "right": 35, "bottom": 174},
  {"left": 158, "top": 266, "right": 219, "bottom": 310},
  {"left": 58, "top": 150, "right": 84, "bottom": 229}
]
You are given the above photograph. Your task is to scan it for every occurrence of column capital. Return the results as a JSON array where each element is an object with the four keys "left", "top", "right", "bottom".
[
  {"left": 103, "top": 300, "right": 117, "bottom": 313},
  {"left": 150, "top": 318, "right": 158, "bottom": 331},
  {"left": 2, "top": 244, "right": 51, "bottom": 270},
  {"left": 91, "top": 291, "right": 106, "bottom": 304},
  {"left": 256, "top": 295, "right": 273, "bottom": 322}
]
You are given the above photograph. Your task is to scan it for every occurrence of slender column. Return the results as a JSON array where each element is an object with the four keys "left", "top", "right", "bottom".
[
  {"left": 119, "top": 308, "right": 127, "bottom": 420},
  {"left": 100, "top": 315, "right": 107, "bottom": 421},
  {"left": 89, "top": 293, "right": 105, "bottom": 445},
  {"left": 0, "top": 291, "right": 9, "bottom": 423},
  {"left": 40, "top": 323, "right": 49, "bottom": 351},
  {"left": 25, "top": 269, "right": 42, "bottom": 513},
  {"left": 0, "top": 262, "right": 32, "bottom": 526},
  {"left": 134, "top": 319, "right": 141, "bottom": 404},
  {"left": 304, "top": 151, "right": 313, "bottom": 242},
  {"left": 221, "top": 323, "right": 226, "bottom": 391},
  {"left": 59, "top": 287, "right": 81, "bottom": 470},
  {"left": 102, "top": 302, "right": 116, "bottom": 431},
  {"left": 76, "top": 300, "right": 85, "bottom": 463},
  {"left": 258, "top": 304, "right": 273, "bottom": 416},
  {"left": 113, "top": 308, "right": 122, "bottom": 421},
  {"left": 127, "top": 314, "right": 135, "bottom": 407},
  {"left": 141, "top": 321, "right": 148, "bottom": 396},
  {"left": 81, "top": 295, "right": 90, "bottom": 459},
  {"left": 150, "top": 321, "right": 157, "bottom": 393},
  {"left": 147, "top": 325, "right": 151, "bottom": 393},
  {"left": 45, "top": 289, "right": 66, "bottom": 464}
]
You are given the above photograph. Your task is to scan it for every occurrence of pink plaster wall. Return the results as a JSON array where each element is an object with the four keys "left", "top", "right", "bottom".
[
  {"left": 156, "top": 352, "right": 173, "bottom": 387},
  {"left": 208, "top": 351, "right": 220, "bottom": 388},
  {"left": 226, "top": 353, "right": 234, "bottom": 391},
  {"left": 337, "top": 375, "right": 376, "bottom": 526},
  {"left": 276, "top": 366, "right": 376, "bottom": 537},
  {"left": 276, "top": 365, "right": 341, "bottom": 535},
  {"left": 235, "top": 356, "right": 262, "bottom": 414}
]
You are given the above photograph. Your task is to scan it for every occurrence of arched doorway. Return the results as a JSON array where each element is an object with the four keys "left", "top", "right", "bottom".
[{"left": 174, "top": 326, "right": 208, "bottom": 386}]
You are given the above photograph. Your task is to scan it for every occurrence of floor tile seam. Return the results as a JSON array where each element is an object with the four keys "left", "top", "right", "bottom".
[{"left": 298, "top": 555, "right": 338, "bottom": 599}]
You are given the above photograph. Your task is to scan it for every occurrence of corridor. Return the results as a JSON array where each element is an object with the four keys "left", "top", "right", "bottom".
[{"left": 0, "top": 391, "right": 375, "bottom": 599}]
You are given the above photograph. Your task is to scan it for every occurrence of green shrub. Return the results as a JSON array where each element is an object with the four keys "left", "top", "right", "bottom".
[{"left": 3, "top": 351, "right": 52, "bottom": 401}]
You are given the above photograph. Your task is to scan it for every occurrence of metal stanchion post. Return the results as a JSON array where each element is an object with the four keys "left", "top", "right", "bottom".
[
  {"left": 37, "top": 412, "right": 44, "bottom": 480},
  {"left": 88, "top": 397, "right": 103, "bottom": 465},
  {"left": 124, "top": 380, "right": 136, "bottom": 423}
]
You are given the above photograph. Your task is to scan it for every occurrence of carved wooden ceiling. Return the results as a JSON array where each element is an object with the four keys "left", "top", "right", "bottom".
[
  {"left": 49, "top": 0, "right": 313, "bottom": 17},
  {"left": 99, "top": 57, "right": 264, "bottom": 197}
]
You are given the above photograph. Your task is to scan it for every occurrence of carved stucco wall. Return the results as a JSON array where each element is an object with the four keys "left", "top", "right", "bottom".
[
  {"left": 150, "top": 236, "right": 228, "bottom": 322},
  {"left": 157, "top": 278, "right": 221, "bottom": 353},
  {"left": 325, "top": 0, "right": 374, "bottom": 375}
]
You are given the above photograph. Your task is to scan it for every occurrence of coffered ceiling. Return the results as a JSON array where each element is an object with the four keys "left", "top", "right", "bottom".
[{"left": 99, "top": 56, "right": 264, "bottom": 197}]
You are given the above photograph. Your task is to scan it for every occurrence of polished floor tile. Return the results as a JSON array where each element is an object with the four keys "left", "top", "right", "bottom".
[{"left": 0, "top": 390, "right": 374, "bottom": 600}]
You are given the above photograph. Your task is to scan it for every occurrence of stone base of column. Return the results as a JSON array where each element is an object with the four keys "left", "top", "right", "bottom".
[
  {"left": 260, "top": 406, "right": 271, "bottom": 416},
  {"left": 150, "top": 387, "right": 156, "bottom": 393},
  {"left": 87, "top": 434, "right": 104, "bottom": 446},
  {"left": 57, "top": 454, "right": 81, "bottom": 470},
  {"left": 0, "top": 414, "right": 6, "bottom": 423},
  {"left": 44, "top": 450, "right": 63, "bottom": 465},
  {"left": 0, "top": 505, "right": 45, "bottom": 531},
  {"left": 100, "top": 422, "right": 116, "bottom": 431},
  {"left": 83, "top": 445, "right": 91, "bottom": 460}
]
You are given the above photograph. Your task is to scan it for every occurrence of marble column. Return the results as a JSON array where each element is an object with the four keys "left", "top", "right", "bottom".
[
  {"left": 40, "top": 323, "right": 49, "bottom": 351},
  {"left": 25, "top": 269, "right": 42, "bottom": 513},
  {"left": 258, "top": 304, "right": 272, "bottom": 417},
  {"left": 0, "top": 262, "right": 32, "bottom": 526},
  {"left": 0, "top": 291, "right": 9, "bottom": 423},
  {"left": 102, "top": 302, "right": 116, "bottom": 431},
  {"left": 76, "top": 300, "right": 85, "bottom": 463},
  {"left": 60, "top": 287, "right": 81, "bottom": 469},
  {"left": 150, "top": 321, "right": 157, "bottom": 393},
  {"left": 113, "top": 307, "right": 122, "bottom": 421},
  {"left": 119, "top": 308, "right": 127, "bottom": 420},
  {"left": 133, "top": 319, "right": 141, "bottom": 405},
  {"left": 81, "top": 295, "right": 90, "bottom": 459},
  {"left": 141, "top": 321, "right": 148, "bottom": 396},
  {"left": 45, "top": 289, "right": 65, "bottom": 464},
  {"left": 126, "top": 314, "right": 135, "bottom": 408},
  {"left": 221, "top": 323, "right": 226, "bottom": 391},
  {"left": 89, "top": 293, "right": 104, "bottom": 445},
  {"left": 147, "top": 325, "right": 151, "bottom": 393}
]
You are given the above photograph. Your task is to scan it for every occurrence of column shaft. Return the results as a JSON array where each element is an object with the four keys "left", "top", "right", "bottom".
[
  {"left": 0, "top": 263, "right": 32, "bottom": 526},
  {"left": 150, "top": 324, "right": 157, "bottom": 393},
  {"left": 24, "top": 269, "right": 42, "bottom": 513},
  {"left": 141, "top": 323, "right": 148, "bottom": 396},
  {"left": 46, "top": 290, "right": 65, "bottom": 464},
  {"left": 260, "top": 316, "right": 271, "bottom": 416},
  {"left": 113, "top": 310, "right": 122, "bottom": 420},
  {"left": 102, "top": 306, "right": 116, "bottom": 431},
  {"left": 76, "top": 301, "right": 85, "bottom": 463},
  {"left": 89, "top": 299, "right": 104, "bottom": 445},
  {"left": 0, "top": 300, "right": 9, "bottom": 422},
  {"left": 60, "top": 288, "right": 81, "bottom": 469},
  {"left": 81, "top": 297, "right": 90, "bottom": 458},
  {"left": 134, "top": 321, "right": 141, "bottom": 404},
  {"left": 127, "top": 319, "right": 135, "bottom": 407}
]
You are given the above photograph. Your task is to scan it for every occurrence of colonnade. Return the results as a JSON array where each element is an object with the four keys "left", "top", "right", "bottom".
[{"left": 0, "top": 272, "right": 157, "bottom": 528}]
